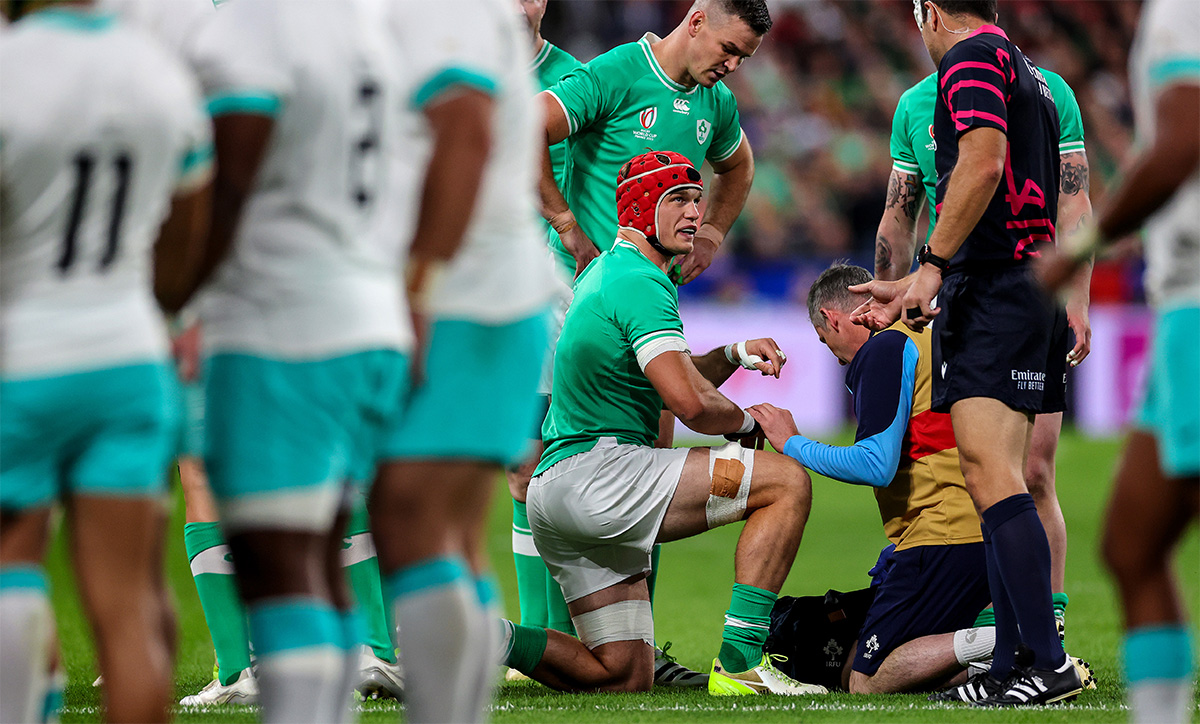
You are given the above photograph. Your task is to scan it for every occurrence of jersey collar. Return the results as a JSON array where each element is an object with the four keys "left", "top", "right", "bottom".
[
  {"left": 638, "top": 33, "right": 698, "bottom": 96},
  {"left": 969, "top": 24, "right": 1009, "bottom": 40},
  {"left": 530, "top": 40, "right": 553, "bottom": 71}
]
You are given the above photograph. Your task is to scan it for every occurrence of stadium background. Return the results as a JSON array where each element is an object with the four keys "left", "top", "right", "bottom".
[{"left": 41, "top": 0, "right": 1197, "bottom": 721}]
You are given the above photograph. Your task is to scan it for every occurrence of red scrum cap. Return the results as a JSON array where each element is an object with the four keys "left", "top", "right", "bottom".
[{"left": 616, "top": 151, "right": 703, "bottom": 255}]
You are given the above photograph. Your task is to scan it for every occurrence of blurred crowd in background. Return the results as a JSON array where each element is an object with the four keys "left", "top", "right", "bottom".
[{"left": 541, "top": 0, "right": 1146, "bottom": 304}]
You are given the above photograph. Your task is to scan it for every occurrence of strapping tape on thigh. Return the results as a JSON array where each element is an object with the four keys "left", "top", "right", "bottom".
[
  {"left": 706, "top": 441, "right": 754, "bottom": 528},
  {"left": 571, "top": 600, "right": 654, "bottom": 650}
]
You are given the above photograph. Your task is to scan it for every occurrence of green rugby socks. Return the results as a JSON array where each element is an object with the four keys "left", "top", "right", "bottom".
[
  {"left": 717, "top": 583, "right": 776, "bottom": 673},
  {"left": 183, "top": 522, "right": 252, "bottom": 686}
]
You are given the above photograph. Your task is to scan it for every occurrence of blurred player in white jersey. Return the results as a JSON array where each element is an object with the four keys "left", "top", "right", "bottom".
[
  {"left": 186, "top": 1, "right": 413, "bottom": 721},
  {"left": 0, "top": 3, "right": 213, "bottom": 721},
  {"left": 369, "top": 1, "right": 557, "bottom": 721},
  {"left": 1040, "top": 1, "right": 1200, "bottom": 721}
]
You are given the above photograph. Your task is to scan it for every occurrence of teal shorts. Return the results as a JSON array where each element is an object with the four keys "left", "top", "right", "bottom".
[
  {"left": 1134, "top": 304, "right": 1200, "bottom": 478},
  {"left": 382, "top": 310, "right": 551, "bottom": 466},
  {"left": 1, "top": 362, "right": 182, "bottom": 510},
  {"left": 204, "top": 350, "right": 409, "bottom": 532}
]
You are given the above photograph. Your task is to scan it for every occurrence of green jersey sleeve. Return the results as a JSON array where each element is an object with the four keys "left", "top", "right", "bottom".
[
  {"left": 546, "top": 61, "right": 617, "bottom": 136},
  {"left": 707, "top": 84, "right": 744, "bottom": 163},
  {"left": 609, "top": 266, "right": 689, "bottom": 371},
  {"left": 890, "top": 91, "right": 920, "bottom": 175},
  {"left": 1042, "top": 70, "right": 1085, "bottom": 155}
]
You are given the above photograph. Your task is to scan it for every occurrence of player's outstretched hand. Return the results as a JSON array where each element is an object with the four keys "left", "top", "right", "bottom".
[
  {"left": 1065, "top": 299, "right": 1092, "bottom": 367},
  {"left": 848, "top": 278, "right": 908, "bottom": 331},
  {"left": 674, "top": 225, "right": 722, "bottom": 285},
  {"left": 899, "top": 265, "right": 942, "bottom": 332},
  {"left": 747, "top": 403, "right": 800, "bottom": 454}
]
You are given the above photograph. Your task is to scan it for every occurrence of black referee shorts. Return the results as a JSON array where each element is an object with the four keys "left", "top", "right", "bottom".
[{"left": 931, "top": 267, "right": 1068, "bottom": 415}]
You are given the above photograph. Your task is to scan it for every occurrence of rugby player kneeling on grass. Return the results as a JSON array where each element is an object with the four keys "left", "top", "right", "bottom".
[{"left": 498, "top": 151, "right": 826, "bottom": 697}]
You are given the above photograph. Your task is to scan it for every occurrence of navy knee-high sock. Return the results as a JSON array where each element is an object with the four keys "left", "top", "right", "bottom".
[
  {"left": 981, "top": 494, "right": 1065, "bottom": 671},
  {"left": 982, "top": 521, "right": 1019, "bottom": 679}
]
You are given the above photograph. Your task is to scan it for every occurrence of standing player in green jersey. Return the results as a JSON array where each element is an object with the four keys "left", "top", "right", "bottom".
[
  {"left": 538, "top": 0, "right": 766, "bottom": 284},
  {"left": 500, "top": 151, "right": 826, "bottom": 698},
  {"left": 874, "top": 61, "right": 1094, "bottom": 645},
  {"left": 506, "top": 0, "right": 581, "bottom": 669}
]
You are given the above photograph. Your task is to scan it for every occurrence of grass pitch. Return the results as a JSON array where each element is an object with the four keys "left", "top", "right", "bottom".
[{"left": 48, "top": 430, "right": 1199, "bottom": 722}]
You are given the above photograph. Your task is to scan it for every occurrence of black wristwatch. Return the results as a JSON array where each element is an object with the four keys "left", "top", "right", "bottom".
[{"left": 917, "top": 243, "right": 950, "bottom": 272}]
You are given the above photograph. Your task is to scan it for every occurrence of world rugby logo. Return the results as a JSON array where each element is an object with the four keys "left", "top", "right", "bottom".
[{"left": 640, "top": 107, "right": 658, "bottom": 129}]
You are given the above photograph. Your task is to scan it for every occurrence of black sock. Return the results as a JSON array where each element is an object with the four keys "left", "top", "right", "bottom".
[
  {"left": 982, "top": 521, "right": 1018, "bottom": 679},
  {"left": 981, "top": 494, "right": 1066, "bottom": 671}
]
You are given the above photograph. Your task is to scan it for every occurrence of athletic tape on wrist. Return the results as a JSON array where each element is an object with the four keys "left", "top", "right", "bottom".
[
  {"left": 738, "top": 410, "right": 756, "bottom": 434},
  {"left": 953, "top": 626, "right": 996, "bottom": 666},
  {"left": 571, "top": 600, "right": 654, "bottom": 650},
  {"left": 706, "top": 441, "right": 754, "bottom": 528}
]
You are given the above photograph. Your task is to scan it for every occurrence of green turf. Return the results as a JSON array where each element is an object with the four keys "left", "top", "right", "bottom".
[{"left": 47, "top": 429, "right": 1199, "bottom": 722}]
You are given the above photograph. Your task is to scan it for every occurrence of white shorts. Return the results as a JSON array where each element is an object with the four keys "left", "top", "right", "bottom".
[
  {"left": 527, "top": 437, "right": 688, "bottom": 603},
  {"left": 536, "top": 276, "right": 574, "bottom": 397}
]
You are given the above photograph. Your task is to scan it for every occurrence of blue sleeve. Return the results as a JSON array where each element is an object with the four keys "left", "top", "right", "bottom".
[{"left": 781, "top": 334, "right": 918, "bottom": 487}]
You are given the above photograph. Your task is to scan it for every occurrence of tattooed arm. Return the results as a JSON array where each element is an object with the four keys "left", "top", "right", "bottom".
[
  {"left": 1058, "top": 151, "right": 1094, "bottom": 365},
  {"left": 874, "top": 167, "right": 924, "bottom": 281}
]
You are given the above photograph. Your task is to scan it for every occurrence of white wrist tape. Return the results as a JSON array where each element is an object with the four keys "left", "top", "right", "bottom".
[
  {"left": 738, "top": 410, "right": 756, "bottom": 434},
  {"left": 953, "top": 626, "right": 996, "bottom": 666},
  {"left": 706, "top": 441, "right": 755, "bottom": 528},
  {"left": 571, "top": 600, "right": 654, "bottom": 650},
  {"left": 724, "top": 341, "right": 764, "bottom": 370}
]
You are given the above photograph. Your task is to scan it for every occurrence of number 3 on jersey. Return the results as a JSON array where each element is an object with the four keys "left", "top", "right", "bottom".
[{"left": 59, "top": 150, "right": 134, "bottom": 275}]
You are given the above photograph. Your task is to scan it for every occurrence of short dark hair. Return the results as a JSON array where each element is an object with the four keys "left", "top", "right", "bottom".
[
  {"left": 710, "top": 0, "right": 772, "bottom": 36},
  {"left": 806, "top": 263, "right": 872, "bottom": 328},
  {"left": 923, "top": 0, "right": 998, "bottom": 24}
]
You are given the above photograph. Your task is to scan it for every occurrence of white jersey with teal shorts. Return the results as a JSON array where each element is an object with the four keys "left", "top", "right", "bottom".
[
  {"left": 1129, "top": 0, "right": 1200, "bottom": 477},
  {"left": 188, "top": 0, "right": 412, "bottom": 531},
  {"left": 0, "top": 7, "right": 212, "bottom": 508},
  {"left": 379, "top": 0, "right": 556, "bottom": 466}
]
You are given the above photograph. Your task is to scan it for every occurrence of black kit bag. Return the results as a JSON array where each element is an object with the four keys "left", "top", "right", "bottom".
[{"left": 763, "top": 587, "right": 876, "bottom": 692}]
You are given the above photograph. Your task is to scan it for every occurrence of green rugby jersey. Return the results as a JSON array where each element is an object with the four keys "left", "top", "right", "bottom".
[
  {"left": 532, "top": 40, "right": 581, "bottom": 195},
  {"left": 545, "top": 33, "right": 744, "bottom": 271},
  {"left": 890, "top": 69, "right": 1085, "bottom": 238},
  {"left": 535, "top": 239, "right": 690, "bottom": 474}
]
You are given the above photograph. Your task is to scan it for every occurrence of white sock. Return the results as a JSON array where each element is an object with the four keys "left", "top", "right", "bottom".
[
  {"left": 953, "top": 626, "right": 996, "bottom": 666},
  {"left": 1131, "top": 680, "right": 1193, "bottom": 724},
  {"left": 390, "top": 558, "right": 477, "bottom": 724},
  {"left": 0, "top": 572, "right": 53, "bottom": 724},
  {"left": 256, "top": 648, "right": 344, "bottom": 724},
  {"left": 462, "top": 577, "right": 501, "bottom": 723}
]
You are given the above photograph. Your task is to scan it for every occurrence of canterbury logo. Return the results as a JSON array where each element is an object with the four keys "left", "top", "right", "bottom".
[{"left": 673, "top": 98, "right": 690, "bottom": 114}]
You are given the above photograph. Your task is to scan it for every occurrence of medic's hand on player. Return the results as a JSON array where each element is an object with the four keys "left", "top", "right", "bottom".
[
  {"left": 747, "top": 403, "right": 800, "bottom": 454},
  {"left": 727, "top": 338, "right": 788, "bottom": 378},
  {"left": 848, "top": 277, "right": 910, "bottom": 331},
  {"left": 674, "top": 224, "right": 722, "bottom": 285}
]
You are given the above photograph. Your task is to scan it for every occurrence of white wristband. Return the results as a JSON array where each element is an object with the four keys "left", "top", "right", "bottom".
[
  {"left": 724, "top": 341, "right": 764, "bottom": 371},
  {"left": 738, "top": 410, "right": 756, "bottom": 434}
]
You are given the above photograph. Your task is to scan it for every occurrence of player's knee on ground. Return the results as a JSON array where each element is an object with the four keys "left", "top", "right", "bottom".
[{"left": 572, "top": 600, "right": 655, "bottom": 691}]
